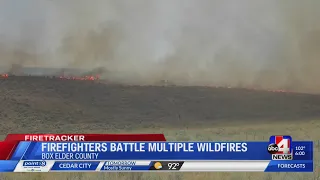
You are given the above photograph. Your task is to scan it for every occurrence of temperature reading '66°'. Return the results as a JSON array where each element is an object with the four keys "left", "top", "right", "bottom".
[{"left": 295, "top": 146, "right": 306, "bottom": 151}]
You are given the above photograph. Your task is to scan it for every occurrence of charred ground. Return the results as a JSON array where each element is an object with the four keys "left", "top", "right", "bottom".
[{"left": 1, "top": 76, "right": 320, "bottom": 134}]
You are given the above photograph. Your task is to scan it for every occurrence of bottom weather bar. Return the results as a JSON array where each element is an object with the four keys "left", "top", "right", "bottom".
[{"left": 0, "top": 160, "right": 312, "bottom": 172}]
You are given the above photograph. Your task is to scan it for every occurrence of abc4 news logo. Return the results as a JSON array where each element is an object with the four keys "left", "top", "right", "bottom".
[{"left": 268, "top": 143, "right": 293, "bottom": 160}]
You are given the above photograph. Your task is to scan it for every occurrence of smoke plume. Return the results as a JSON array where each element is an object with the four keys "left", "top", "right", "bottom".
[{"left": 0, "top": 0, "right": 320, "bottom": 92}]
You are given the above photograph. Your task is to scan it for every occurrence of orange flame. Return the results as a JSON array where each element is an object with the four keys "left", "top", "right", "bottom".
[{"left": 1, "top": 74, "right": 8, "bottom": 78}]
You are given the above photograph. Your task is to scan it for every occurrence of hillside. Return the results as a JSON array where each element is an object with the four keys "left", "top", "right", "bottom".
[{"left": 1, "top": 76, "right": 320, "bottom": 133}]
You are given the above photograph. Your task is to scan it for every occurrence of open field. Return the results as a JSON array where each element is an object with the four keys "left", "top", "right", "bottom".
[{"left": 0, "top": 76, "right": 319, "bottom": 180}]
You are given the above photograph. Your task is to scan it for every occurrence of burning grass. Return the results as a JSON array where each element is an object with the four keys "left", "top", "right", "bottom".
[
  {"left": 1, "top": 74, "right": 100, "bottom": 81},
  {"left": 1, "top": 74, "right": 8, "bottom": 78},
  {"left": 0, "top": 73, "right": 310, "bottom": 95}
]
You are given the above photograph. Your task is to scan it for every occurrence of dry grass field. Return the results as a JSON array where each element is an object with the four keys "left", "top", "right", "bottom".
[{"left": 0, "top": 76, "right": 319, "bottom": 180}]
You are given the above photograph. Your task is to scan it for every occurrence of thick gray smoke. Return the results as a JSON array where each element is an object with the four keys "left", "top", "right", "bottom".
[{"left": 0, "top": 0, "right": 320, "bottom": 92}]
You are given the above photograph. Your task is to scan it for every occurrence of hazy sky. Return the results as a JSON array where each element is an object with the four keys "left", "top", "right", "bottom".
[
  {"left": 0, "top": 0, "right": 286, "bottom": 63},
  {"left": 0, "top": 0, "right": 320, "bottom": 92}
]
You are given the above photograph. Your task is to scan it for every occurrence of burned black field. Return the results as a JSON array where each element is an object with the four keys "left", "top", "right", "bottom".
[{"left": 1, "top": 76, "right": 320, "bottom": 133}]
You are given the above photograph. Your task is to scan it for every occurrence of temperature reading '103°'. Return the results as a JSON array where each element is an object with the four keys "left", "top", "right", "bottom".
[{"left": 295, "top": 146, "right": 306, "bottom": 151}]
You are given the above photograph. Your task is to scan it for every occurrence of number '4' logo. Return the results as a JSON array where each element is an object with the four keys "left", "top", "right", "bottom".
[{"left": 277, "top": 139, "right": 290, "bottom": 154}]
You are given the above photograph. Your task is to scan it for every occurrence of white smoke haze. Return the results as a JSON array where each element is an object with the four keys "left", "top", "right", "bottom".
[{"left": 0, "top": 0, "right": 320, "bottom": 92}]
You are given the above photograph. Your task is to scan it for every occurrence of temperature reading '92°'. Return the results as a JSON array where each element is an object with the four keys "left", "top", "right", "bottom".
[{"left": 168, "top": 163, "right": 180, "bottom": 170}]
